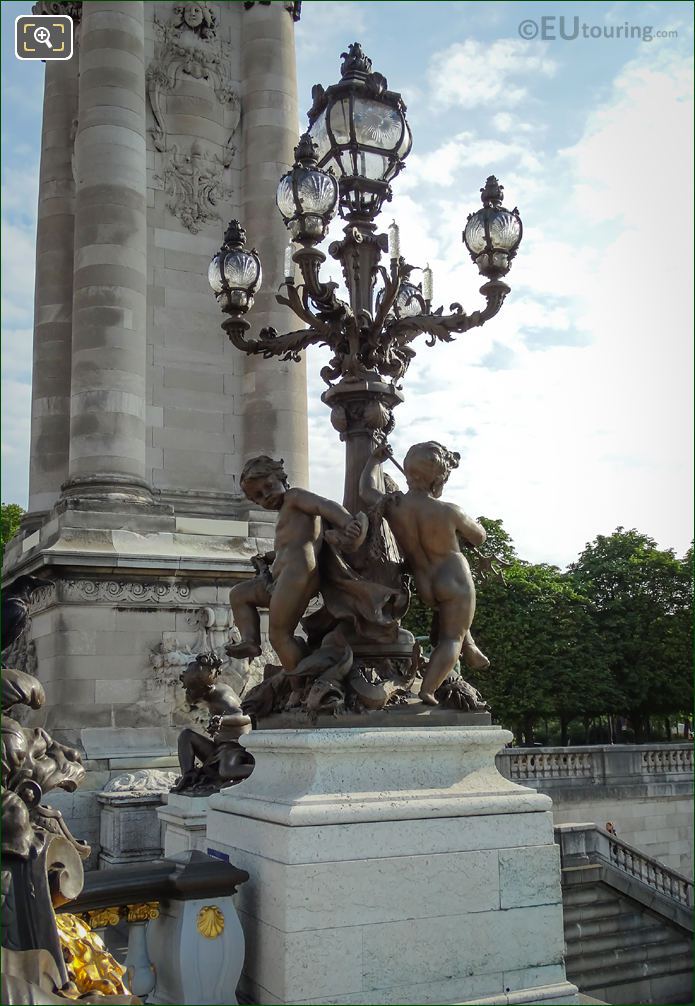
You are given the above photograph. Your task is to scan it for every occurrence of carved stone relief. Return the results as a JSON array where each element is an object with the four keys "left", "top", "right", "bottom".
[
  {"left": 155, "top": 139, "right": 233, "bottom": 233},
  {"left": 149, "top": 606, "right": 270, "bottom": 723},
  {"left": 32, "top": 1, "right": 82, "bottom": 19},
  {"left": 146, "top": 4, "right": 240, "bottom": 232},
  {"left": 101, "top": 769, "right": 178, "bottom": 795},
  {"left": 146, "top": 3, "right": 241, "bottom": 236},
  {"left": 30, "top": 578, "right": 192, "bottom": 611}
]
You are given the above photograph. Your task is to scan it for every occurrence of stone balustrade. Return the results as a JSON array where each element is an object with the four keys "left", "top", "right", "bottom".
[
  {"left": 496, "top": 742, "right": 693, "bottom": 789},
  {"left": 555, "top": 822, "right": 693, "bottom": 917},
  {"left": 556, "top": 822, "right": 693, "bottom": 1005},
  {"left": 606, "top": 832, "right": 692, "bottom": 907},
  {"left": 496, "top": 743, "right": 694, "bottom": 877}
]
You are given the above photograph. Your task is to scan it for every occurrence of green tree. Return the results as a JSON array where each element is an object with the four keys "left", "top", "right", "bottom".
[
  {"left": 1, "top": 503, "right": 25, "bottom": 564},
  {"left": 472, "top": 559, "right": 610, "bottom": 744},
  {"left": 568, "top": 528, "right": 693, "bottom": 740}
]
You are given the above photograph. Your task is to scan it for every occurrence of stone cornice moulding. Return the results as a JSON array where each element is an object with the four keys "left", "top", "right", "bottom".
[{"left": 30, "top": 578, "right": 193, "bottom": 611}]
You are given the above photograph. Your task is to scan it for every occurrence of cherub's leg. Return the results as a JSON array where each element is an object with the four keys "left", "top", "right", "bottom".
[
  {"left": 268, "top": 570, "right": 316, "bottom": 674},
  {"left": 227, "top": 578, "right": 271, "bottom": 659},
  {"left": 178, "top": 728, "right": 215, "bottom": 774},
  {"left": 461, "top": 630, "right": 490, "bottom": 671},
  {"left": 420, "top": 599, "right": 470, "bottom": 706}
]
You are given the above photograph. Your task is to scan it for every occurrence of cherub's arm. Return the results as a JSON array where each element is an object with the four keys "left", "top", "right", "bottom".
[
  {"left": 453, "top": 506, "right": 486, "bottom": 548},
  {"left": 359, "top": 443, "right": 391, "bottom": 509},
  {"left": 289, "top": 487, "right": 360, "bottom": 533}
]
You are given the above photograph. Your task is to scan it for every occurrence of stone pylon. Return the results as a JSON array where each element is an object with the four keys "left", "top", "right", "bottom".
[{"left": 4, "top": 0, "right": 306, "bottom": 857}]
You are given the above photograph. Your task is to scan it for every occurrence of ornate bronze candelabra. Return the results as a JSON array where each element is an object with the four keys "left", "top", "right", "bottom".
[
  {"left": 210, "top": 43, "right": 522, "bottom": 517},
  {"left": 209, "top": 44, "right": 523, "bottom": 702}
]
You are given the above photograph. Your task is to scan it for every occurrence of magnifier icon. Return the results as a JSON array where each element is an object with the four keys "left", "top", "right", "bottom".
[{"left": 34, "top": 26, "right": 53, "bottom": 48}]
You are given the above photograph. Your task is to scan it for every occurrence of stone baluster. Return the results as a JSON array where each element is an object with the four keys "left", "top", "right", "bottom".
[{"left": 64, "top": 1, "right": 151, "bottom": 504}]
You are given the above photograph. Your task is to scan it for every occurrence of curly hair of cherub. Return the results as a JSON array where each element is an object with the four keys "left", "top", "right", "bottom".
[
  {"left": 403, "top": 441, "right": 460, "bottom": 491},
  {"left": 179, "top": 651, "right": 223, "bottom": 689},
  {"left": 239, "top": 455, "right": 289, "bottom": 491}
]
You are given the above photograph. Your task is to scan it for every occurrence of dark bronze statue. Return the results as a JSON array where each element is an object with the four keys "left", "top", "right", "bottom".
[
  {"left": 173, "top": 653, "right": 254, "bottom": 795},
  {"left": 231, "top": 457, "right": 423, "bottom": 720},
  {"left": 1, "top": 665, "right": 137, "bottom": 1003},
  {"left": 1, "top": 575, "right": 53, "bottom": 651},
  {"left": 228, "top": 456, "right": 366, "bottom": 680},
  {"left": 361, "top": 441, "right": 490, "bottom": 707}
]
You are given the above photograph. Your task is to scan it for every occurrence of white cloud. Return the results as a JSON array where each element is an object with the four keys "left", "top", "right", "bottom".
[{"left": 428, "top": 38, "right": 557, "bottom": 110}]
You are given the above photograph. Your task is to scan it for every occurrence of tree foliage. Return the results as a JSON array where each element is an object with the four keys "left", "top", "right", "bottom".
[
  {"left": 1, "top": 503, "right": 25, "bottom": 564},
  {"left": 568, "top": 529, "right": 693, "bottom": 740},
  {"left": 402, "top": 519, "right": 692, "bottom": 743}
]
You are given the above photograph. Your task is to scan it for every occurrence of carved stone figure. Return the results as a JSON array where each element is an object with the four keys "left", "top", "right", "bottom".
[
  {"left": 172, "top": 2, "right": 217, "bottom": 38},
  {"left": 173, "top": 653, "right": 254, "bottom": 795},
  {"left": 360, "top": 442, "right": 490, "bottom": 707}
]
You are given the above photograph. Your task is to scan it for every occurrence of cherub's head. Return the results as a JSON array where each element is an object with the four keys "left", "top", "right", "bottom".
[
  {"left": 180, "top": 652, "right": 222, "bottom": 704},
  {"left": 239, "top": 456, "right": 289, "bottom": 511},
  {"left": 403, "top": 442, "right": 460, "bottom": 497}
]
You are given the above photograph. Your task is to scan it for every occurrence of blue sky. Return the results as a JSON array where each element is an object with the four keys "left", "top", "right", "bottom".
[{"left": 2, "top": 0, "right": 693, "bottom": 566}]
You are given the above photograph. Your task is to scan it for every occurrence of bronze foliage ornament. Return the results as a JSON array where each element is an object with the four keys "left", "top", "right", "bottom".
[{"left": 1, "top": 663, "right": 138, "bottom": 1003}]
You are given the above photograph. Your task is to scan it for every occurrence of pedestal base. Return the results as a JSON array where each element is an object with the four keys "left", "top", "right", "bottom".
[
  {"left": 207, "top": 728, "right": 578, "bottom": 1005},
  {"left": 158, "top": 793, "right": 209, "bottom": 857}
]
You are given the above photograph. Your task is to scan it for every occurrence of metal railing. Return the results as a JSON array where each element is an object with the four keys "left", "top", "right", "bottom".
[{"left": 56, "top": 851, "right": 248, "bottom": 1002}]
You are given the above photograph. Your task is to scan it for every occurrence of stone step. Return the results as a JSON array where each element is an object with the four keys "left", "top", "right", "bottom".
[
  {"left": 563, "top": 908, "right": 660, "bottom": 938},
  {"left": 566, "top": 934, "right": 692, "bottom": 974},
  {"left": 569, "top": 955, "right": 692, "bottom": 998},
  {"left": 565, "top": 921, "right": 681, "bottom": 959},
  {"left": 562, "top": 897, "right": 641, "bottom": 924}
]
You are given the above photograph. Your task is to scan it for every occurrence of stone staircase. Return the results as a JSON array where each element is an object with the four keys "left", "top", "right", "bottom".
[{"left": 556, "top": 824, "right": 693, "bottom": 1005}]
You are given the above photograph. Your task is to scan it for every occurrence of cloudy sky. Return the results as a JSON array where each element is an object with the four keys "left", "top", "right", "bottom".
[{"left": 2, "top": 0, "right": 693, "bottom": 567}]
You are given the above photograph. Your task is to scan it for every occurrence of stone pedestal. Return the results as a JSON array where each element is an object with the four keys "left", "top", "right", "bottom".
[
  {"left": 97, "top": 769, "right": 176, "bottom": 867},
  {"left": 158, "top": 793, "right": 209, "bottom": 858},
  {"left": 207, "top": 728, "right": 579, "bottom": 1006}
]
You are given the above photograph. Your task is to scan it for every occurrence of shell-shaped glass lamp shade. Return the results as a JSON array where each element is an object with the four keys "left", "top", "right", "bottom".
[
  {"left": 208, "top": 220, "right": 262, "bottom": 315},
  {"left": 306, "top": 46, "right": 411, "bottom": 218},
  {"left": 276, "top": 134, "right": 339, "bottom": 244},
  {"left": 463, "top": 176, "right": 522, "bottom": 280},
  {"left": 223, "top": 250, "right": 261, "bottom": 291}
]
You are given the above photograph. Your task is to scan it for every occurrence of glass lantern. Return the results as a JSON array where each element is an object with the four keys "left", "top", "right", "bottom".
[
  {"left": 307, "top": 43, "right": 412, "bottom": 219},
  {"left": 208, "top": 220, "right": 262, "bottom": 315},
  {"left": 376, "top": 279, "right": 425, "bottom": 320},
  {"left": 276, "top": 133, "right": 339, "bottom": 244},
  {"left": 463, "top": 176, "right": 523, "bottom": 280}
]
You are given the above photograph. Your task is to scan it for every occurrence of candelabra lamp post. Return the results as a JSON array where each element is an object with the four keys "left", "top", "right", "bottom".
[{"left": 210, "top": 41, "right": 522, "bottom": 583}]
